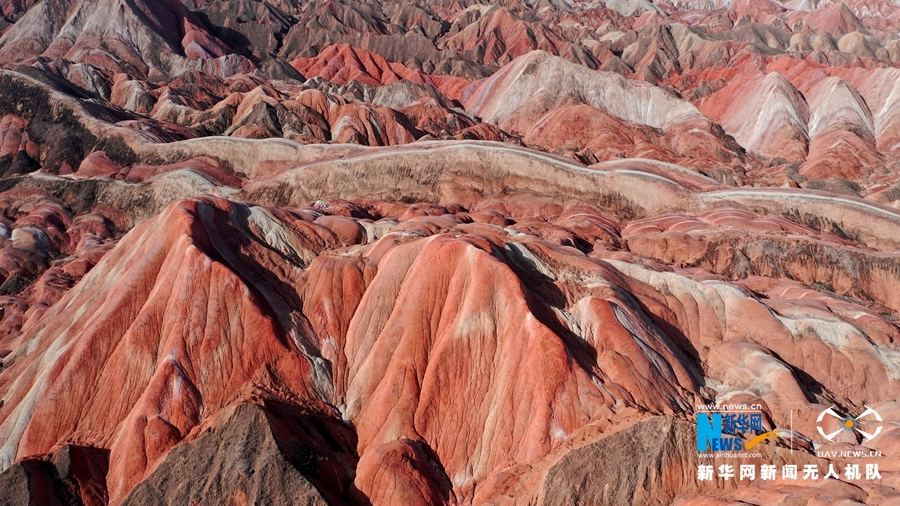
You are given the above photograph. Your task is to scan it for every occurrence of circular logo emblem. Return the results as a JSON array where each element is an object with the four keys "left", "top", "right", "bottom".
[{"left": 817, "top": 406, "right": 883, "bottom": 442}]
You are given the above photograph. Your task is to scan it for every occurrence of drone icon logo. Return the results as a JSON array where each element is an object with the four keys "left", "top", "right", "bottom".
[{"left": 817, "top": 406, "right": 883, "bottom": 442}]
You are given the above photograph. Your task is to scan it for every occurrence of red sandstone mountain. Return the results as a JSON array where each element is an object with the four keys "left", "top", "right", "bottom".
[{"left": 0, "top": 0, "right": 897, "bottom": 505}]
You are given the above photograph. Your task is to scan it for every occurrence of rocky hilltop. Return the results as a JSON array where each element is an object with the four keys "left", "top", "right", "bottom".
[{"left": 0, "top": 0, "right": 897, "bottom": 504}]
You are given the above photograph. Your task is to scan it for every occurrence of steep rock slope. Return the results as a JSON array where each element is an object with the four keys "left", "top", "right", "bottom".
[
  {"left": 0, "top": 0, "right": 252, "bottom": 78},
  {"left": 0, "top": 144, "right": 896, "bottom": 503},
  {"left": 0, "top": 0, "right": 897, "bottom": 504},
  {"left": 699, "top": 71, "right": 810, "bottom": 161},
  {"left": 459, "top": 51, "right": 746, "bottom": 167}
]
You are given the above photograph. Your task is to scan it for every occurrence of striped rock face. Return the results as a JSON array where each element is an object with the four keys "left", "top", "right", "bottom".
[{"left": 0, "top": 0, "right": 898, "bottom": 505}]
